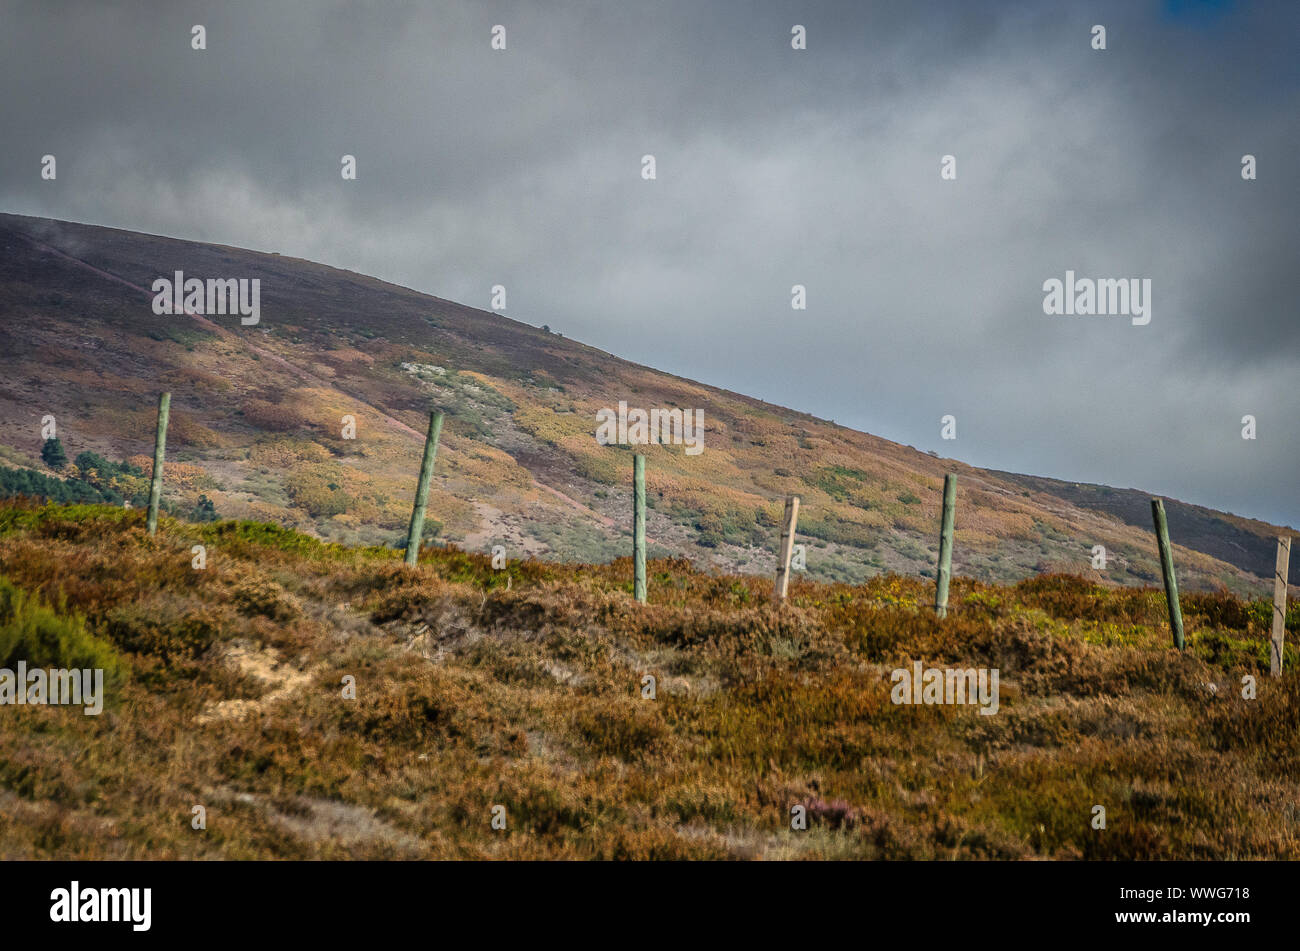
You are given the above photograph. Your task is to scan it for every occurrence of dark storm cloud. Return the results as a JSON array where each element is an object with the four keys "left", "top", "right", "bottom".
[{"left": 1, "top": 0, "right": 1297, "bottom": 524}]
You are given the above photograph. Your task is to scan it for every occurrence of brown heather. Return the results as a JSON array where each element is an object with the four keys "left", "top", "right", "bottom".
[{"left": 0, "top": 500, "right": 1296, "bottom": 860}]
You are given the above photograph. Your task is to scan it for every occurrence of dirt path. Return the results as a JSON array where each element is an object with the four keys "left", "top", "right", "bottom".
[{"left": 195, "top": 644, "right": 316, "bottom": 724}]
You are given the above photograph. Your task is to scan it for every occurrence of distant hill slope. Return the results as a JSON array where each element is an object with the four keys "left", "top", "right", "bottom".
[
  {"left": 0, "top": 213, "right": 1289, "bottom": 593},
  {"left": 988, "top": 470, "right": 1288, "bottom": 583}
]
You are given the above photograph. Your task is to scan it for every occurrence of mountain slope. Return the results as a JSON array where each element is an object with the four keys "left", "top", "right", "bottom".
[{"left": 0, "top": 213, "right": 1289, "bottom": 594}]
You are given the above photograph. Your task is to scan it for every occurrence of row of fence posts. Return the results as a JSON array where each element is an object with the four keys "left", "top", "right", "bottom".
[
  {"left": 1149, "top": 497, "right": 1293, "bottom": 674},
  {"left": 137, "top": 396, "right": 1293, "bottom": 673}
]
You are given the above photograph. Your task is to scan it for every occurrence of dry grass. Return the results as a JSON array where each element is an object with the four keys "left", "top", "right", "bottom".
[{"left": 0, "top": 499, "right": 1296, "bottom": 860}]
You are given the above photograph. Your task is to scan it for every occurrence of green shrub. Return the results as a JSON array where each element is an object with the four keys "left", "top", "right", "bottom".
[
  {"left": 192, "top": 494, "right": 218, "bottom": 522},
  {"left": 41, "top": 438, "right": 67, "bottom": 470},
  {"left": 804, "top": 464, "right": 870, "bottom": 503},
  {"left": 0, "top": 576, "right": 125, "bottom": 684}
]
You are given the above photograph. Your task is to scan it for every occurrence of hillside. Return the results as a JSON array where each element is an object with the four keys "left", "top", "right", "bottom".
[
  {"left": 0, "top": 503, "right": 1296, "bottom": 859},
  {"left": 0, "top": 213, "right": 1290, "bottom": 594}
]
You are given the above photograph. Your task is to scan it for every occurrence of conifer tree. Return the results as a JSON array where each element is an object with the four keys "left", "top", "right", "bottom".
[{"left": 41, "top": 437, "right": 67, "bottom": 470}]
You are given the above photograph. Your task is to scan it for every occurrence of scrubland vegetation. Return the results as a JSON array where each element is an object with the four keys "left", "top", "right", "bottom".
[{"left": 1, "top": 500, "right": 1296, "bottom": 860}]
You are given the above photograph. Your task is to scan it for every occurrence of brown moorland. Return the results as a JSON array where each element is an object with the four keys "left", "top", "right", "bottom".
[{"left": 0, "top": 502, "right": 1295, "bottom": 860}]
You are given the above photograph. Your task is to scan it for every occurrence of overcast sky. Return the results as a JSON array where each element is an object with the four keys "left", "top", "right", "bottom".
[{"left": 2, "top": 0, "right": 1297, "bottom": 526}]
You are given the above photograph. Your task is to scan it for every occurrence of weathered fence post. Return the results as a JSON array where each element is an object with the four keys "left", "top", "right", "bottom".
[
  {"left": 934, "top": 474, "right": 956, "bottom": 618},
  {"left": 1150, "top": 498, "right": 1185, "bottom": 650},
  {"left": 404, "top": 410, "right": 444, "bottom": 566},
  {"left": 773, "top": 494, "right": 800, "bottom": 603},
  {"left": 633, "top": 454, "right": 646, "bottom": 603},
  {"left": 146, "top": 392, "right": 170, "bottom": 536},
  {"left": 1270, "top": 536, "right": 1292, "bottom": 677}
]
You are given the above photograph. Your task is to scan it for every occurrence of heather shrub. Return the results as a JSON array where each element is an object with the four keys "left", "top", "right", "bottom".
[
  {"left": 100, "top": 601, "right": 221, "bottom": 664},
  {"left": 0, "top": 576, "right": 125, "bottom": 684}
]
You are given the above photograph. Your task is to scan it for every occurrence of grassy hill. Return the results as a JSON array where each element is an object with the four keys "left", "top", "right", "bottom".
[
  {"left": 0, "top": 213, "right": 1292, "bottom": 596},
  {"left": 0, "top": 502, "right": 1296, "bottom": 859}
]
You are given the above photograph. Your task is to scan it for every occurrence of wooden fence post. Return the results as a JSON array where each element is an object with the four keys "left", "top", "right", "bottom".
[
  {"left": 404, "top": 410, "right": 444, "bottom": 566},
  {"left": 1270, "top": 536, "right": 1292, "bottom": 677},
  {"left": 773, "top": 494, "right": 800, "bottom": 603},
  {"left": 934, "top": 474, "right": 956, "bottom": 618},
  {"left": 1150, "top": 498, "right": 1185, "bottom": 650},
  {"left": 146, "top": 392, "right": 170, "bottom": 536},
  {"left": 633, "top": 454, "right": 646, "bottom": 603}
]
